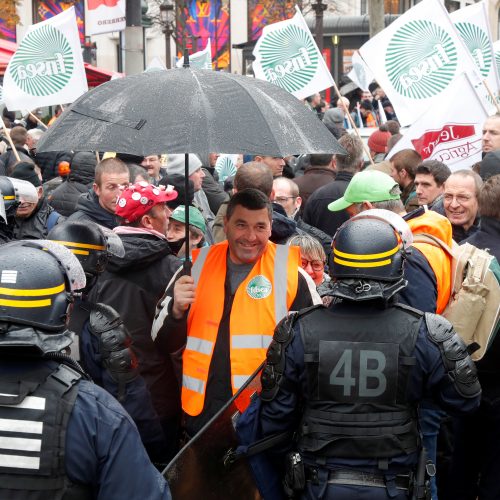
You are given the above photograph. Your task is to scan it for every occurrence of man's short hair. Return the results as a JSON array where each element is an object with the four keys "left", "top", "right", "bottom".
[
  {"left": 478, "top": 174, "right": 500, "bottom": 219},
  {"left": 274, "top": 176, "right": 299, "bottom": 197},
  {"left": 226, "top": 188, "right": 272, "bottom": 220},
  {"left": 390, "top": 149, "right": 422, "bottom": 180},
  {"left": 309, "top": 154, "right": 333, "bottom": 167},
  {"left": 416, "top": 160, "right": 451, "bottom": 186},
  {"left": 94, "top": 158, "right": 129, "bottom": 186},
  {"left": 335, "top": 134, "right": 364, "bottom": 173},
  {"left": 10, "top": 126, "right": 28, "bottom": 147},
  {"left": 448, "top": 169, "right": 483, "bottom": 197},
  {"left": 234, "top": 162, "right": 273, "bottom": 197},
  {"left": 385, "top": 120, "right": 400, "bottom": 135}
]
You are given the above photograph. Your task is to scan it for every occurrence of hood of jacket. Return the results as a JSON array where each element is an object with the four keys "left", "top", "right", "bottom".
[
  {"left": 106, "top": 232, "right": 174, "bottom": 273},
  {"left": 271, "top": 203, "right": 297, "bottom": 244},
  {"left": 75, "top": 190, "right": 119, "bottom": 229}
]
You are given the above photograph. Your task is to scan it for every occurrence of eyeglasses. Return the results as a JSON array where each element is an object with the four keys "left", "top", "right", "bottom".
[
  {"left": 275, "top": 196, "right": 296, "bottom": 204},
  {"left": 443, "top": 193, "right": 474, "bottom": 204},
  {"left": 301, "top": 258, "right": 324, "bottom": 272}
]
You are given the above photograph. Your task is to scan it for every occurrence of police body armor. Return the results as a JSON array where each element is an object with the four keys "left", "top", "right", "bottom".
[
  {"left": 297, "top": 303, "right": 422, "bottom": 461},
  {"left": 0, "top": 363, "right": 91, "bottom": 500}
]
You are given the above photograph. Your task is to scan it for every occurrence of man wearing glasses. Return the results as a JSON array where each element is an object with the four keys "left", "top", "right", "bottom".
[{"left": 443, "top": 170, "right": 482, "bottom": 242}]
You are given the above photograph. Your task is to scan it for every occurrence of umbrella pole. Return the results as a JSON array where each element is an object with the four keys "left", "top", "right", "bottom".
[{"left": 183, "top": 152, "right": 192, "bottom": 275}]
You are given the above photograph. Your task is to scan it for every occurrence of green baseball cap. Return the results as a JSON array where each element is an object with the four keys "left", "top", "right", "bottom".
[
  {"left": 170, "top": 205, "right": 206, "bottom": 233},
  {"left": 328, "top": 170, "right": 401, "bottom": 212}
]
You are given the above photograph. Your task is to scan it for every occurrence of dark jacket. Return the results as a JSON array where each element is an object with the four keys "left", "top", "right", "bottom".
[
  {"left": 49, "top": 152, "right": 96, "bottom": 217},
  {"left": 302, "top": 171, "right": 354, "bottom": 237},
  {"left": 452, "top": 218, "right": 480, "bottom": 243},
  {"left": 293, "top": 165, "right": 336, "bottom": 210},
  {"left": 463, "top": 216, "right": 500, "bottom": 262},
  {"left": 36, "top": 150, "right": 72, "bottom": 182},
  {"left": 93, "top": 233, "right": 182, "bottom": 420},
  {"left": 401, "top": 181, "right": 419, "bottom": 212},
  {"left": 0, "top": 147, "right": 32, "bottom": 174},
  {"left": 67, "top": 190, "right": 120, "bottom": 229},
  {"left": 201, "top": 167, "right": 229, "bottom": 215},
  {"left": 13, "top": 196, "right": 62, "bottom": 240}
]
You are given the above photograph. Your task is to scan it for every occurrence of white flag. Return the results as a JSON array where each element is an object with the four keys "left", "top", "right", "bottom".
[
  {"left": 386, "top": 73, "right": 488, "bottom": 172},
  {"left": 252, "top": 7, "right": 334, "bottom": 100},
  {"left": 451, "top": 1, "right": 500, "bottom": 107},
  {"left": 347, "top": 51, "right": 374, "bottom": 92},
  {"left": 145, "top": 57, "right": 167, "bottom": 72},
  {"left": 492, "top": 40, "right": 500, "bottom": 93},
  {"left": 86, "top": 0, "right": 126, "bottom": 36},
  {"left": 359, "top": 0, "right": 481, "bottom": 126},
  {"left": 3, "top": 7, "right": 88, "bottom": 111},
  {"left": 0, "top": 85, "right": 3, "bottom": 105},
  {"left": 176, "top": 39, "right": 213, "bottom": 70}
]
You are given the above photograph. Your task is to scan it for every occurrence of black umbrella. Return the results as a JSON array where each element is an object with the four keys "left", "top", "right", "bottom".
[
  {"left": 38, "top": 67, "right": 346, "bottom": 270},
  {"left": 37, "top": 68, "right": 345, "bottom": 157}
]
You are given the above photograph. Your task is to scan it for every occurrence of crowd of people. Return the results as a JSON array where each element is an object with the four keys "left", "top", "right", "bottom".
[{"left": 0, "top": 88, "right": 499, "bottom": 500}]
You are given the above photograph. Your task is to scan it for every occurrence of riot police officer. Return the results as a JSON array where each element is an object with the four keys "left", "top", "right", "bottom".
[
  {"left": 0, "top": 176, "right": 38, "bottom": 243},
  {"left": 238, "top": 210, "right": 481, "bottom": 500},
  {"left": 0, "top": 239, "right": 171, "bottom": 499},
  {"left": 48, "top": 220, "right": 170, "bottom": 464}
]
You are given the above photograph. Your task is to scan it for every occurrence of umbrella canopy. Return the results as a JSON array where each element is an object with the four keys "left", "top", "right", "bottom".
[{"left": 37, "top": 68, "right": 346, "bottom": 157}]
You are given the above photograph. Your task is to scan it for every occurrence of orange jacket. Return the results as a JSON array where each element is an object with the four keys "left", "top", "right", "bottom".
[
  {"left": 407, "top": 210, "right": 453, "bottom": 314},
  {"left": 182, "top": 240, "right": 300, "bottom": 416}
]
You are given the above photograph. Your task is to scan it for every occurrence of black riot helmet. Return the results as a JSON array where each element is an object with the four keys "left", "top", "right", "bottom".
[
  {"left": 331, "top": 209, "right": 413, "bottom": 301},
  {"left": 0, "top": 240, "right": 86, "bottom": 354},
  {"left": 48, "top": 220, "right": 125, "bottom": 284}
]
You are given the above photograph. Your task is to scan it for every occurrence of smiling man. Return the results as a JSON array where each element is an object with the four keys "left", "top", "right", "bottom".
[
  {"left": 152, "top": 188, "right": 321, "bottom": 437},
  {"left": 443, "top": 169, "right": 482, "bottom": 242}
]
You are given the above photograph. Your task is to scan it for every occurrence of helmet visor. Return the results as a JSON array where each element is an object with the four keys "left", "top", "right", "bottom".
[
  {"left": 99, "top": 226, "right": 125, "bottom": 258},
  {"left": 8, "top": 177, "right": 39, "bottom": 204},
  {"left": 23, "top": 240, "right": 87, "bottom": 292},
  {"left": 351, "top": 209, "right": 413, "bottom": 251}
]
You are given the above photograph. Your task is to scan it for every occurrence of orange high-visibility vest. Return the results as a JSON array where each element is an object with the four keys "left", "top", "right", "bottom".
[
  {"left": 408, "top": 211, "right": 453, "bottom": 314},
  {"left": 182, "top": 240, "right": 299, "bottom": 416}
]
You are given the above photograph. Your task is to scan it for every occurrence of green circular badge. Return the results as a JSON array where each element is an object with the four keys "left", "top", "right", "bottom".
[
  {"left": 259, "top": 25, "right": 318, "bottom": 93},
  {"left": 455, "top": 22, "right": 491, "bottom": 78},
  {"left": 247, "top": 275, "right": 272, "bottom": 300},
  {"left": 385, "top": 20, "right": 457, "bottom": 99},
  {"left": 9, "top": 24, "right": 74, "bottom": 96}
]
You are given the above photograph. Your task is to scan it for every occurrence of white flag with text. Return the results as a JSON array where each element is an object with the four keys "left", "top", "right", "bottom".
[
  {"left": 3, "top": 7, "right": 88, "bottom": 111},
  {"left": 386, "top": 73, "right": 488, "bottom": 172},
  {"left": 451, "top": 1, "right": 500, "bottom": 107},
  {"left": 252, "top": 7, "right": 334, "bottom": 100},
  {"left": 86, "top": 0, "right": 126, "bottom": 36},
  {"left": 359, "top": 0, "right": 481, "bottom": 126}
]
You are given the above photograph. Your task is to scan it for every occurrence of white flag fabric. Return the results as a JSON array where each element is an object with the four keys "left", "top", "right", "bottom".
[
  {"left": 451, "top": 1, "right": 500, "bottom": 106},
  {"left": 0, "top": 85, "right": 3, "bottom": 104},
  {"left": 493, "top": 40, "right": 500, "bottom": 89},
  {"left": 145, "top": 57, "right": 167, "bottom": 72},
  {"left": 386, "top": 73, "right": 488, "bottom": 172},
  {"left": 359, "top": 0, "right": 480, "bottom": 126},
  {"left": 3, "top": 7, "right": 88, "bottom": 111},
  {"left": 176, "top": 39, "right": 213, "bottom": 70},
  {"left": 86, "top": 0, "right": 126, "bottom": 36},
  {"left": 347, "top": 51, "right": 374, "bottom": 92},
  {"left": 252, "top": 7, "right": 334, "bottom": 100}
]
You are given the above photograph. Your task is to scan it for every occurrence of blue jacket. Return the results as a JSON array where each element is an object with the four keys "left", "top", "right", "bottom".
[{"left": 0, "top": 359, "right": 171, "bottom": 500}]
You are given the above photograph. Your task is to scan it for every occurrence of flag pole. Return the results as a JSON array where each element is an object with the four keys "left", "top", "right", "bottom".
[
  {"left": 332, "top": 80, "right": 375, "bottom": 167},
  {"left": 0, "top": 117, "right": 21, "bottom": 162},
  {"left": 482, "top": 80, "right": 500, "bottom": 114},
  {"left": 29, "top": 112, "right": 48, "bottom": 130}
]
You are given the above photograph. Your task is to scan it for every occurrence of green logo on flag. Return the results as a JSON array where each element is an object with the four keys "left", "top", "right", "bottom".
[
  {"left": 386, "top": 20, "right": 457, "bottom": 99},
  {"left": 246, "top": 275, "right": 272, "bottom": 299},
  {"left": 455, "top": 22, "right": 491, "bottom": 78},
  {"left": 10, "top": 24, "right": 74, "bottom": 96},
  {"left": 259, "top": 25, "right": 318, "bottom": 93},
  {"left": 495, "top": 50, "right": 500, "bottom": 84}
]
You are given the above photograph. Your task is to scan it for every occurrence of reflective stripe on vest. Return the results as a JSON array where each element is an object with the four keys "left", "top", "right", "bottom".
[{"left": 182, "top": 240, "right": 299, "bottom": 416}]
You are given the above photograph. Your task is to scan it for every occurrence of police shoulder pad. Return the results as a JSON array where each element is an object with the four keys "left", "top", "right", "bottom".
[
  {"left": 89, "top": 303, "right": 123, "bottom": 335},
  {"left": 424, "top": 313, "right": 454, "bottom": 343}
]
